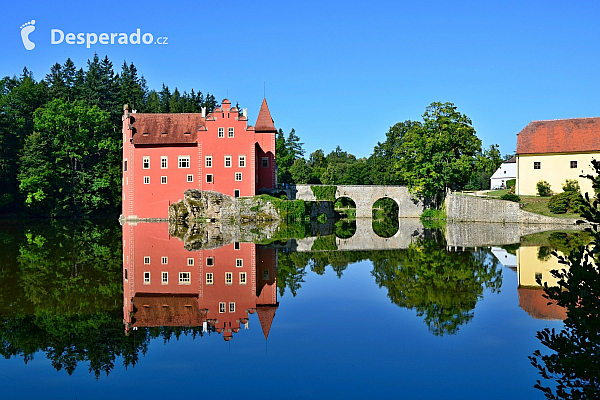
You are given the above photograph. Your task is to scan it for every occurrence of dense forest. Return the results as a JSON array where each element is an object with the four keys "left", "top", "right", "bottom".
[{"left": 1, "top": 55, "right": 508, "bottom": 217}]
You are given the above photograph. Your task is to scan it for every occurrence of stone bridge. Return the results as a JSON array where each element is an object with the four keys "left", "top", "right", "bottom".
[{"left": 280, "top": 184, "right": 424, "bottom": 218}]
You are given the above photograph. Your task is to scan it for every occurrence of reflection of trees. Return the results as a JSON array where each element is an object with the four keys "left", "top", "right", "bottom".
[
  {"left": 529, "top": 161, "right": 600, "bottom": 399},
  {"left": 371, "top": 239, "right": 502, "bottom": 336},
  {"left": 0, "top": 221, "right": 150, "bottom": 377}
]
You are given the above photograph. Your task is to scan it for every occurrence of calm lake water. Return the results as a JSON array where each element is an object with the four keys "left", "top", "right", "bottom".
[{"left": 0, "top": 219, "right": 568, "bottom": 399}]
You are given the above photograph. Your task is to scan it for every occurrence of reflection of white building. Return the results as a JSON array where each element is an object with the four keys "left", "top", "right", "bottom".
[
  {"left": 490, "top": 156, "right": 516, "bottom": 189},
  {"left": 491, "top": 247, "right": 517, "bottom": 269}
]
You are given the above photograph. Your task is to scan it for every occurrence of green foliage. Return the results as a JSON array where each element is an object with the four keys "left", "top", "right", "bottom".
[
  {"left": 420, "top": 208, "right": 447, "bottom": 229},
  {"left": 316, "top": 213, "right": 327, "bottom": 224},
  {"left": 395, "top": 102, "right": 482, "bottom": 199},
  {"left": 537, "top": 180, "right": 553, "bottom": 197},
  {"left": 272, "top": 198, "right": 310, "bottom": 221},
  {"left": 371, "top": 240, "right": 502, "bottom": 336},
  {"left": 529, "top": 158, "right": 600, "bottom": 399},
  {"left": 372, "top": 218, "right": 399, "bottom": 238},
  {"left": 548, "top": 191, "right": 585, "bottom": 215},
  {"left": 311, "top": 185, "right": 337, "bottom": 202},
  {"left": 562, "top": 179, "right": 580, "bottom": 193},
  {"left": 506, "top": 179, "right": 516, "bottom": 189},
  {"left": 372, "top": 197, "right": 398, "bottom": 219},
  {"left": 500, "top": 193, "right": 521, "bottom": 202},
  {"left": 334, "top": 219, "right": 356, "bottom": 239},
  {"left": 311, "top": 235, "right": 338, "bottom": 251},
  {"left": 276, "top": 128, "right": 305, "bottom": 184}
]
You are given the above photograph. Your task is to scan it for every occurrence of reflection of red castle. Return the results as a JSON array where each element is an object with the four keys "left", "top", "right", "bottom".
[
  {"left": 122, "top": 222, "right": 278, "bottom": 341},
  {"left": 518, "top": 288, "right": 567, "bottom": 321},
  {"left": 121, "top": 98, "right": 277, "bottom": 220}
]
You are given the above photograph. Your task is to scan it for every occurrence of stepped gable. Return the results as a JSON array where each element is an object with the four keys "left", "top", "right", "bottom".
[
  {"left": 254, "top": 98, "right": 277, "bottom": 133},
  {"left": 256, "top": 304, "right": 278, "bottom": 339},
  {"left": 516, "top": 117, "right": 600, "bottom": 155},
  {"left": 131, "top": 113, "right": 204, "bottom": 145}
]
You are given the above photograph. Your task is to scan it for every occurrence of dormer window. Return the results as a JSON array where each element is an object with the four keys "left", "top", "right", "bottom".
[
  {"left": 161, "top": 132, "right": 167, "bottom": 135},
  {"left": 184, "top": 131, "right": 190, "bottom": 135},
  {"left": 142, "top": 132, "right": 149, "bottom": 135}
]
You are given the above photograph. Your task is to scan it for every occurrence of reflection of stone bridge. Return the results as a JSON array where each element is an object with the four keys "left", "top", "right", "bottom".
[{"left": 283, "top": 184, "right": 424, "bottom": 218}]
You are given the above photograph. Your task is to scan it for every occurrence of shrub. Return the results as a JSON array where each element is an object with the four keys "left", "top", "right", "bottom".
[
  {"left": 536, "top": 180, "right": 552, "bottom": 197},
  {"left": 506, "top": 179, "right": 516, "bottom": 189},
  {"left": 562, "top": 179, "right": 581, "bottom": 193},
  {"left": 501, "top": 193, "right": 521, "bottom": 202},
  {"left": 311, "top": 185, "right": 337, "bottom": 202},
  {"left": 548, "top": 192, "right": 570, "bottom": 214}
]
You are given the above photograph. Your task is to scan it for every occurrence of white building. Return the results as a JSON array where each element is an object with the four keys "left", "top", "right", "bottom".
[{"left": 490, "top": 156, "right": 516, "bottom": 189}]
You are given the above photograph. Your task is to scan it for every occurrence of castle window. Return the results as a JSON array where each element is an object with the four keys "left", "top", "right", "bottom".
[
  {"left": 144, "top": 256, "right": 150, "bottom": 264},
  {"left": 236, "top": 259, "right": 243, "bottom": 267},
  {"left": 570, "top": 161, "right": 577, "bottom": 168},
  {"left": 143, "top": 156, "right": 150, "bottom": 169},
  {"left": 206, "top": 257, "right": 214, "bottom": 266},
  {"left": 124, "top": 159, "right": 128, "bottom": 172},
  {"left": 225, "top": 155, "right": 232, "bottom": 168},
  {"left": 262, "top": 157, "right": 269, "bottom": 168},
  {"left": 228, "top": 127, "right": 234, "bottom": 138},
  {"left": 161, "top": 176, "right": 167, "bottom": 184},
  {"left": 239, "top": 155, "right": 246, "bottom": 167},
  {"left": 206, "top": 273, "right": 213, "bottom": 285},
  {"left": 219, "top": 302, "right": 226, "bottom": 313},
  {"left": 144, "top": 272, "right": 150, "bottom": 284},
  {"left": 234, "top": 242, "right": 240, "bottom": 250},
  {"left": 225, "top": 272, "right": 233, "bottom": 285},
  {"left": 229, "top": 302, "right": 235, "bottom": 313},
  {"left": 262, "top": 269, "right": 270, "bottom": 280},
  {"left": 161, "top": 156, "right": 168, "bottom": 169},
  {"left": 206, "top": 174, "right": 213, "bottom": 183},
  {"left": 234, "top": 190, "right": 240, "bottom": 198},
  {"left": 534, "top": 162, "right": 541, "bottom": 170},
  {"left": 161, "top": 256, "right": 168, "bottom": 265},
  {"left": 218, "top": 128, "right": 224, "bottom": 138},
  {"left": 205, "top": 156, "right": 212, "bottom": 167},
  {"left": 162, "top": 272, "right": 168, "bottom": 285},
  {"left": 144, "top": 176, "right": 150, "bottom": 184},
  {"left": 187, "top": 174, "right": 193, "bottom": 182},
  {"left": 179, "top": 272, "right": 191, "bottom": 285},
  {"left": 178, "top": 156, "right": 190, "bottom": 168},
  {"left": 235, "top": 172, "right": 242, "bottom": 181},
  {"left": 239, "top": 272, "right": 247, "bottom": 285},
  {"left": 187, "top": 258, "right": 194, "bottom": 266}
]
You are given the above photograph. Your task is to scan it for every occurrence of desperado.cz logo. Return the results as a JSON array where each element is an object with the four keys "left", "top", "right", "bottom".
[{"left": 20, "top": 20, "right": 168, "bottom": 50}]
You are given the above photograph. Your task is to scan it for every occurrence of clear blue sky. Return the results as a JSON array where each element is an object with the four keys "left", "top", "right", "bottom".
[{"left": 2, "top": 0, "right": 599, "bottom": 159}]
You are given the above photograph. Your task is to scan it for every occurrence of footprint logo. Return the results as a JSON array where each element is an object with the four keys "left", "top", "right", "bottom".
[{"left": 20, "top": 20, "right": 35, "bottom": 50}]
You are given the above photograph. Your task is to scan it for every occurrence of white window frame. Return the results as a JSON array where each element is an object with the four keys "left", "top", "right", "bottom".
[
  {"left": 234, "top": 189, "right": 240, "bottom": 198},
  {"left": 236, "top": 259, "right": 243, "bottom": 268},
  {"left": 162, "top": 272, "right": 168, "bottom": 285},
  {"left": 187, "top": 258, "right": 194, "bottom": 266},
  {"left": 143, "top": 156, "right": 150, "bottom": 169},
  {"left": 235, "top": 172, "right": 242, "bottom": 181},
  {"left": 144, "top": 176, "right": 150, "bottom": 184},
  {"left": 205, "top": 156, "right": 212, "bottom": 168},
  {"left": 161, "top": 176, "right": 167, "bottom": 184},
  {"left": 206, "top": 257, "right": 214, "bottom": 266},
  {"left": 178, "top": 156, "right": 190, "bottom": 169},
  {"left": 179, "top": 272, "right": 191, "bottom": 285},
  {"left": 187, "top": 174, "right": 194, "bottom": 182},
  {"left": 239, "top": 155, "right": 246, "bottom": 167},
  {"left": 144, "top": 256, "right": 150, "bottom": 265},
  {"left": 228, "top": 127, "right": 234, "bottom": 138},
  {"left": 219, "top": 302, "right": 226, "bottom": 313},
  {"left": 161, "top": 156, "right": 168, "bottom": 169},
  {"left": 206, "top": 272, "right": 213, "bottom": 285},
  {"left": 234, "top": 242, "right": 240, "bottom": 250},
  {"left": 218, "top": 127, "right": 224, "bottom": 138},
  {"left": 239, "top": 272, "right": 247, "bottom": 285},
  {"left": 225, "top": 272, "right": 233, "bottom": 285},
  {"left": 229, "top": 302, "right": 235, "bottom": 313},
  {"left": 144, "top": 271, "right": 150, "bottom": 284},
  {"left": 161, "top": 256, "right": 168, "bottom": 265},
  {"left": 224, "top": 155, "right": 232, "bottom": 168}
]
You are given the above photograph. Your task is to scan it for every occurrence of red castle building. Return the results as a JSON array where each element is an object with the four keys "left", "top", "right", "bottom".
[
  {"left": 122, "top": 222, "right": 279, "bottom": 341},
  {"left": 122, "top": 98, "right": 277, "bottom": 220}
]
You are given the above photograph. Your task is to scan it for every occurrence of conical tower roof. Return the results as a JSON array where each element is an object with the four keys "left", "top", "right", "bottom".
[
  {"left": 254, "top": 98, "right": 277, "bottom": 133},
  {"left": 256, "top": 304, "right": 278, "bottom": 339}
]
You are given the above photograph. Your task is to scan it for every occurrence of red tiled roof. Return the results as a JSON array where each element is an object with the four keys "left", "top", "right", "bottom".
[
  {"left": 516, "top": 117, "right": 600, "bottom": 155},
  {"left": 256, "top": 304, "right": 278, "bottom": 339},
  {"left": 131, "top": 113, "right": 204, "bottom": 145},
  {"left": 254, "top": 98, "right": 277, "bottom": 133},
  {"left": 131, "top": 295, "right": 205, "bottom": 327},
  {"left": 518, "top": 288, "right": 566, "bottom": 321}
]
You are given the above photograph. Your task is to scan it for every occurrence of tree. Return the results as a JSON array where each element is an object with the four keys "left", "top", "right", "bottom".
[
  {"left": 276, "top": 128, "right": 304, "bottom": 184},
  {"left": 466, "top": 144, "right": 503, "bottom": 190},
  {"left": 529, "top": 159, "right": 600, "bottom": 399},
  {"left": 395, "top": 102, "right": 481, "bottom": 199},
  {"left": 369, "top": 121, "right": 418, "bottom": 185}
]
